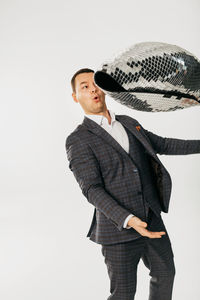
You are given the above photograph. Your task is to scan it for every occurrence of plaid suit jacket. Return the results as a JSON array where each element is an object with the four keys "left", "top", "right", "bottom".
[{"left": 65, "top": 114, "right": 200, "bottom": 245}]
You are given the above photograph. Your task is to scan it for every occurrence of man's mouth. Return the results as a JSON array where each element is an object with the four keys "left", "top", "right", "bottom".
[{"left": 93, "top": 95, "right": 100, "bottom": 101}]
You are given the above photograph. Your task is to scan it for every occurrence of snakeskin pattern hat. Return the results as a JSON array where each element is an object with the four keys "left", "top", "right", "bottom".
[{"left": 94, "top": 41, "right": 200, "bottom": 112}]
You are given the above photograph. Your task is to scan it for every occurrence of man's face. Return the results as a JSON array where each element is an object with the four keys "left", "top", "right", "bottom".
[{"left": 72, "top": 72, "right": 106, "bottom": 114}]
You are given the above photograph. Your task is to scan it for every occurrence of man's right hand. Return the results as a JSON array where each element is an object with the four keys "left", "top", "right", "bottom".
[{"left": 128, "top": 216, "right": 166, "bottom": 238}]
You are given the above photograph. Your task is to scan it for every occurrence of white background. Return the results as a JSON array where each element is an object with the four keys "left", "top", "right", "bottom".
[{"left": 0, "top": 0, "right": 200, "bottom": 299}]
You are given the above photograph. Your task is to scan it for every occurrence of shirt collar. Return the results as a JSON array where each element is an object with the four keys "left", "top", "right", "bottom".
[{"left": 84, "top": 109, "right": 116, "bottom": 126}]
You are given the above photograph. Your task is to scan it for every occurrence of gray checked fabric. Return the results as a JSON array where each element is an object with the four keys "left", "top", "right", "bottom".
[{"left": 101, "top": 209, "right": 176, "bottom": 300}]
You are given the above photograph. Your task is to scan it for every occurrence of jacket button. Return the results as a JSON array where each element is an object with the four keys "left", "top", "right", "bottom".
[{"left": 133, "top": 169, "right": 138, "bottom": 172}]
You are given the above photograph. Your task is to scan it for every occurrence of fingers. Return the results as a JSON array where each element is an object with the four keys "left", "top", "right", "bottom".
[
  {"left": 139, "top": 228, "right": 166, "bottom": 238},
  {"left": 131, "top": 218, "right": 166, "bottom": 238},
  {"left": 141, "top": 221, "right": 148, "bottom": 228},
  {"left": 146, "top": 231, "right": 166, "bottom": 239}
]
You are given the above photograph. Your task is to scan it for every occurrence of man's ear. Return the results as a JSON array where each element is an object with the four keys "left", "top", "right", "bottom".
[{"left": 72, "top": 92, "right": 78, "bottom": 103}]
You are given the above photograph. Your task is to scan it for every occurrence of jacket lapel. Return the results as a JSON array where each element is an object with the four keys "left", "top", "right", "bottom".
[
  {"left": 115, "top": 115, "right": 156, "bottom": 157},
  {"left": 82, "top": 115, "right": 131, "bottom": 160},
  {"left": 82, "top": 114, "right": 157, "bottom": 160}
]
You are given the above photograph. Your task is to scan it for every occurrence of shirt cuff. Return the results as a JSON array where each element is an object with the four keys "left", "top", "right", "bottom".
[{"left": 123, "top": 214, "right": 134, "bottom": 229}]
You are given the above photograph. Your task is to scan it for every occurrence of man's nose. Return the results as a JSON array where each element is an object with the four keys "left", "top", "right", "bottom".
[{"left": 90, "top": 84, "right": 98, "bottom": 93}]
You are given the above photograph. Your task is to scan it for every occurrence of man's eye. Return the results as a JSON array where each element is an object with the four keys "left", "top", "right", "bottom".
[{"left": 83, "top": 85, "right": 88, "bottom": 88}]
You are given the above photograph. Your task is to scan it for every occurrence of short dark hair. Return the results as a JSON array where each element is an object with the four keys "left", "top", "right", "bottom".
[{"left": 71, "top": 68, "right": 94, "bottom": 93}]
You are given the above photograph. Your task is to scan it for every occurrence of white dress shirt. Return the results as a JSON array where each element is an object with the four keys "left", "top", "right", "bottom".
[{"left": 84, "top": 109, "right": 134, "bottom": 229}]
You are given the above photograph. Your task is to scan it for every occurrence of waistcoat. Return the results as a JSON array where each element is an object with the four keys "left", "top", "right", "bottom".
[{"left": 123, "top": 125, "right": 162, "bottom": 220}]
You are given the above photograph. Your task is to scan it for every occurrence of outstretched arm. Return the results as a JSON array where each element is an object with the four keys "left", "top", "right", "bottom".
[
  {"left": 141, "top": 125, "right": 200, "bottom": 155},
  {"left": 65, "top": 134, "right": 132, "bottom": 232}
]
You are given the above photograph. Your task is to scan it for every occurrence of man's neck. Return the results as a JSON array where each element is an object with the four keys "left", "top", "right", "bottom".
[{"left": 85, "top": 109, "right": 111, "bottom": 124}]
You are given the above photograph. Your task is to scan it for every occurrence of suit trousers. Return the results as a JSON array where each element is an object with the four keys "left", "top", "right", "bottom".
[{"left": 101, "top": 209, "right": 176, "bottom": 300}]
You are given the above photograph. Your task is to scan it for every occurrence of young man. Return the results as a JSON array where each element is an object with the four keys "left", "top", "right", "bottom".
[{"left": 65, "top": 68, "right": 200, "bottom": 300}]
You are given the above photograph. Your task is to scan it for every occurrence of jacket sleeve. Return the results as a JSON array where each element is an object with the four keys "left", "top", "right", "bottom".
[
  {"left": 141, "top": 126, "right": 200, "bottom": 155},
  {"left": 65, "top": 134, "right": 132, "bottom": 231}
]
